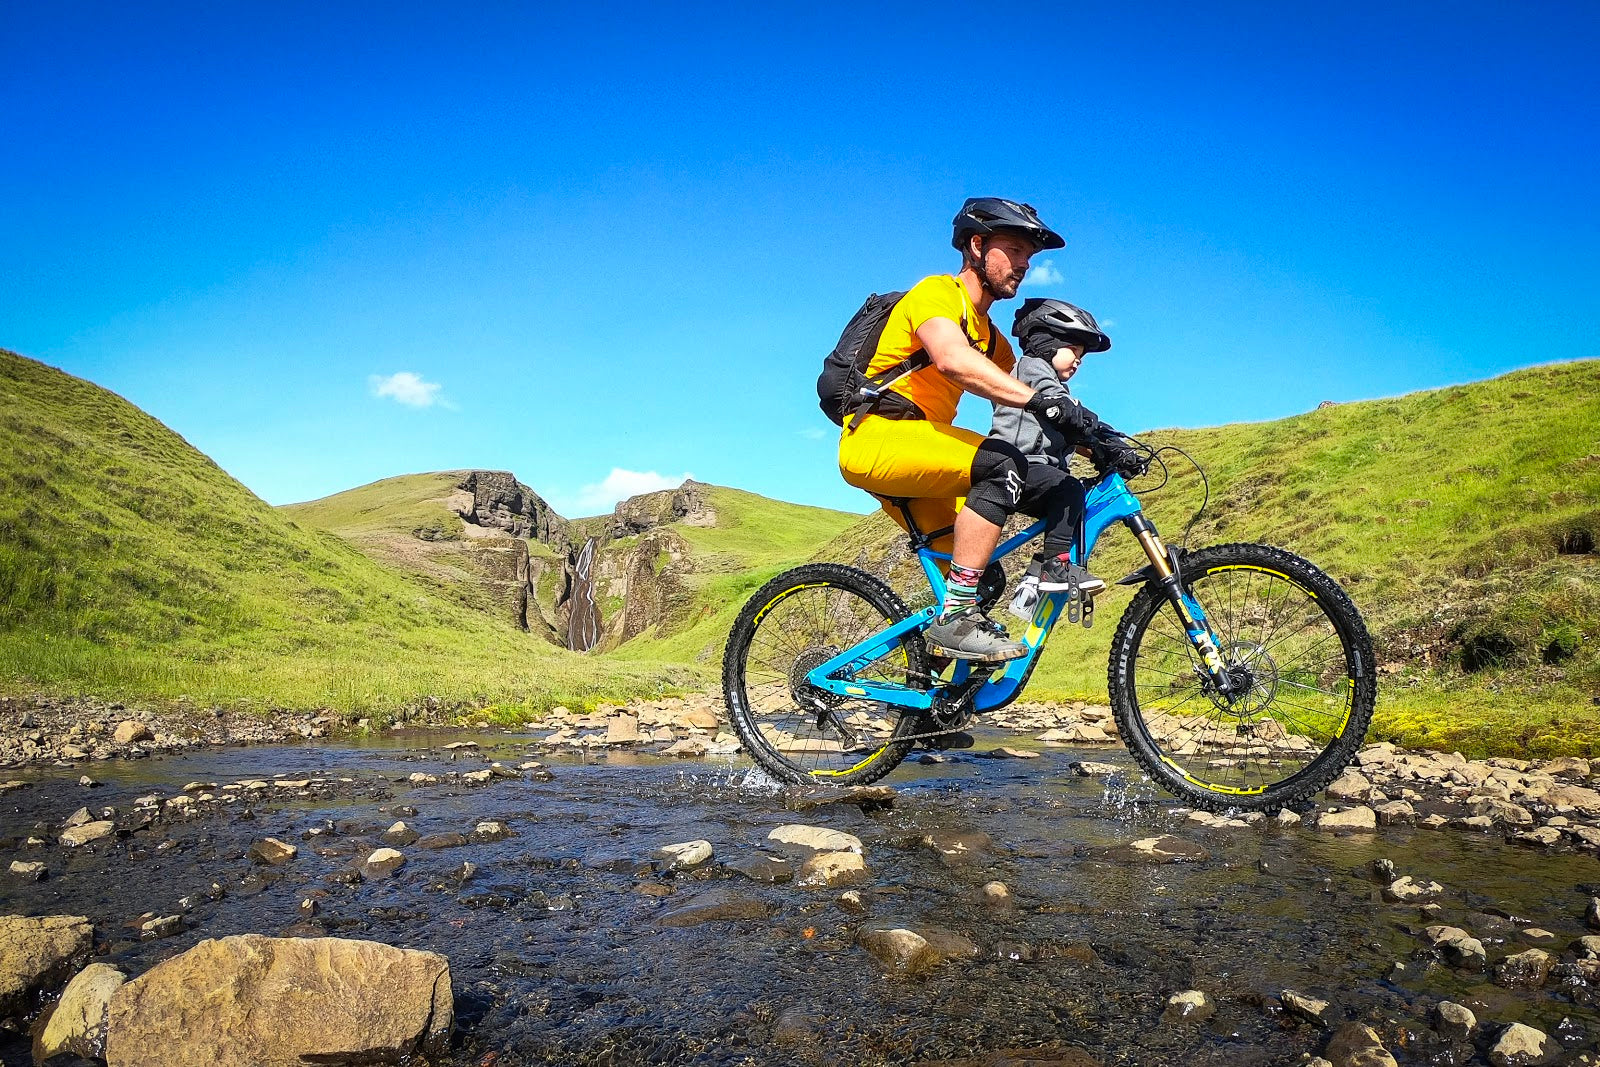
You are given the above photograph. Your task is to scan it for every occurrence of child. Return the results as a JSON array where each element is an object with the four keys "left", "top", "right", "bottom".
[{"left": 989, "top": 298, "right": 1116, "bottom": 618}]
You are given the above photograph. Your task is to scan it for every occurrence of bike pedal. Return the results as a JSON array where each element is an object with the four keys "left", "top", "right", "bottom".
[{"left": 1081, "top": 595, "right": 1095, "bottom": 629}]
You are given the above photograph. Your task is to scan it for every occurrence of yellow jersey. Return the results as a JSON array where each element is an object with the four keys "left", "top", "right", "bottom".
[{"left": 861, "top": 274, "right": 1014, "bottom": 426}]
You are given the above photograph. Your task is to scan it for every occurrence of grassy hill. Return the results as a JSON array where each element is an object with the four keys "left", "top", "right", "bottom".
[
  {"left": 0, "top": 350, "right": 693, "bottom": 715},
  {"left": 812, "top": 360, "right": 1600, "bottom": 755}
]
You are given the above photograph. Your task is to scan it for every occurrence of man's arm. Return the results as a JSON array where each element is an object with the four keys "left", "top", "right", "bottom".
[{"left": 915, "top": 317, "right": 1035, "bottom": 408}]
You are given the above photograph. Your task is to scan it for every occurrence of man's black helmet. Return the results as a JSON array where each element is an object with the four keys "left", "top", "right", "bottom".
[
  {"left": 951, "top": 197, "right": 1066, "bottom": 253},
  {"left": 1013, "top": 298, "right": 1111, "bottom": 354}
]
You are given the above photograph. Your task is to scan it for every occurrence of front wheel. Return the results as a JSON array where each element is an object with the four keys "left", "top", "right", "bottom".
[
  {"left": 1108, "top": 542, "right": 1376, "bottom": 812},
  {"left": 722, "top": 563, "right": 930, "bottom": 786}
]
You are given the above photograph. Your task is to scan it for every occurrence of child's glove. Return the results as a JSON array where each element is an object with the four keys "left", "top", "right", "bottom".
[
  {"left": 1024, "top": 388, "right": 1101, "bottom": 439},
  {"left": 1090, "top": 434, "right": 1148, "bottom": 478}
]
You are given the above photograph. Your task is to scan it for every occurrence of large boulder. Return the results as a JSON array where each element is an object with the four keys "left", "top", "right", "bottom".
[
  {"left": 105, "top": 934, "right": 452, "bottom": 1067},
  {"left": 0, "top": 915, "right": 94, "bottom": 1021}
]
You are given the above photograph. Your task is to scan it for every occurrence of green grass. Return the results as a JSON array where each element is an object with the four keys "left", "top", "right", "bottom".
[{"left": 0, "top": 350, "right": 691, "bottom": 717}]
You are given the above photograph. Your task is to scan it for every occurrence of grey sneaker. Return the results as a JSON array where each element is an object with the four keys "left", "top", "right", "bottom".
[
  {"left": 1037, "top": 557, "right": 1107, "bottom": 596},
  {"left": 925, "top": 607, "right": 1026, "bottom": 662}
]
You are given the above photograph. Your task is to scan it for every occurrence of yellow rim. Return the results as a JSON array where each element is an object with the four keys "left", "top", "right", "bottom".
[
  {"left": 751, "top": 581, "right": 830, "bottom": 627},
  {"left": 1208, "top": 564, "right": 1318, "bottom": 600}
]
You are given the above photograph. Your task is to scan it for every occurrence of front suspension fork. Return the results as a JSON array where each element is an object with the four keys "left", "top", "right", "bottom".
[{"left": 1126, "top": 515, "right": 1236, "bottom": 699}]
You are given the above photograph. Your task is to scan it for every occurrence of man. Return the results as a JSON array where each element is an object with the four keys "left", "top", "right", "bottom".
[{"left": 837, "top": 198, "right": 1103, "bottom": 661}]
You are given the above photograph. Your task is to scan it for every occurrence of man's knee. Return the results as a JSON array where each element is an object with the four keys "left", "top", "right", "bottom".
[{"left": 966, "top": 439, "right": 1029, "bottom": 525}]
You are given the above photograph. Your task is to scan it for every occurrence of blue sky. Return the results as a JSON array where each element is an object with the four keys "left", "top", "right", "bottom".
[{"left": 3, "top": 2, "right": 1596, "bottom": 517}]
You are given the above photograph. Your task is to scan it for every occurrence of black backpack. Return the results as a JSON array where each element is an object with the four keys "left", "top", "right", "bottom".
[{"left": 815, "top": 291, "right": 924, "bottom": 426}]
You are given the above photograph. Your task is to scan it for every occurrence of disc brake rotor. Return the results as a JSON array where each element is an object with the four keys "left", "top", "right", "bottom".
[{"left": 1209, "top": 640, "right": 1278, "bottom": 716}]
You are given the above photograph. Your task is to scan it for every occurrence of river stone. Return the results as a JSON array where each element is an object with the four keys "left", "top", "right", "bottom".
[
  {"left": 460, "top": 769, "right": 493, "bottom": 785},
  {"left": 767, "top": 825, "right": 863, "bottom": 856},
  {"left": 1469, "top": 797, "right": 1534, "bottom": 826},
  {"left": 1162, "top": 989, "right": 1215, "bottom": 1024},
  {"left": 0, "top": 916, "right": 94, "bottom": 1021},
  {"left": 361, "top": 848, "right": 405, "bottom": 879},
  {"left": 1544, "top": 756, "right": 1591, "bottom": 778},
  {"left": 1574, "top": 935, "right": 1600, "bottom": 958},
  {"left": 1325, "top": 769, "right": 1372, "bottom": 801},
  {"left": 1436, "top": 1000, "right": 1476, "bottom": 1042},
  {"left": 1382, "top": 876, "right": 1442, "bottom": 903},
  {"left": 112, "top": 721, "right": 152, "bottom": 744},
  {"left": 1276, "top": 809, "right": 1302, "bottom": 826},
  {"left": 407, "top": 772, "right": 439, "bottom": 785},
  {"left": 382, "top": 821, "right": 419, "bottom": 846},
  {"left": 471, "top": 820, "right": 512, "bottom": 842},
  {"left": 32, "top": 962, "right": 125, "bottom": 1062},
  {"left": 662, "top": 737, "right": 709, "bottom": 757},
  {"left": 605, "top": 715, "right": 640, "bottom": 744},
  {"left": 655, "top": 889, "right": 773, "bottom": 927},
  {"left": 1514, "top": 826, "right": 1564, "bottom": 847},
  {"left": 247, "top": 838, "right": 297, "bottom": 866},
  {"left": 1317, "top": 806, "right": 1377, "bottom": 831},
  {"left": 1115, "top": 835, "right": 1209, "bottom": 863},
  {"left": 1072, "top": 761, "right": 1122, "bottom": 777},
  {"left": 1424, "top": 925, "right": 1487, "bottom": 970},
  {"left": 983, "top": 746, "right": 1039, "bottom": 759},
  {"left": 922, "top": 830, "right": 994, "bottom": 863},
  {"left": 60, "top": 820, "right": 115, "bottom": 848},
  {"left": 62, "top": 807, "right": 92, "bottom": 829},
  {"left": 1282, "top": 989, "right": 1334, "bottom": 1027},
  {"left": 1494, "top": 948, "right": 1552, "bottom": 989},
  {"left": 654, "top": 840, "right": 714, "bottom": 871},
  {"left": 1322, "top": 1021, "right": 1398, "bottom": 1067},
  {"left": 104, "top": 934, "right": 452, "bottom": 1066},
  {"left": 415, "top": 832, "right": 468, "bottom": 850},
  {"left": 10, "top": 861, "right": 47, "bottom": 882},
  {"left": 796, "top": 850, "right": 866, "bottom": 889},
  {"left": 1547, "top": 784, "right": 1600, "bottom": 815},
  {"left": 1488, "top": 1021, "right": 1553, "bottom": 1066},
  {"left": 782, "top": 785, "right": 896, "bottom": 813},
  {"left": 980, "top": 881, "right": 1011, "bottom": 907},
  {"left": 1374, "top": 800, "right": 1415, "bottom": 825},
  {"left": 857, "top": 925, "right": 977, "bottom": 977},
  {"left": 727, "top": 855, "right": 793, "bottom": 883}
]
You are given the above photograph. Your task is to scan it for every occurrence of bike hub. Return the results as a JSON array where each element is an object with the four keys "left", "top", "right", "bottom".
[{"left": 790, "top": 646, "right": 845, "bottom": 718}]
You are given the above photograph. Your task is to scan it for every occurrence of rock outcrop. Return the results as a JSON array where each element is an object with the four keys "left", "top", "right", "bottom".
[
  {"left": 452, "top": 470, "right": 566, "bottom": 544},
  {"left": 608, "top": 479, "right": 715, "bottom": 537},
  {"left": 105, "top": 934, "right": 452, "bottom": 1067}
]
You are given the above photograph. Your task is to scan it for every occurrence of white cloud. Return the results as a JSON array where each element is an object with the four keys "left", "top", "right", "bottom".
[
  {"left": 1100, "top": 318, "right": 1117, "bottom": 329},
  {"left": 568, "top": 468, "right": 693, "bottom": 515},
  {"left": 370, "top": 371, "right": 444, "bottom": 408},
  {"left": 1022, "top": 259, "right": 1064, "bottom": 287},
  {"left": 798, "top": 427, "right": 828, "bottom": 440}
]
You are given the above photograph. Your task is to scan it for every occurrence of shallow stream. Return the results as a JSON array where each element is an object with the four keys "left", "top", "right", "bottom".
[{"left": 4, "top": 731, "right": 1599, "bottom": 1065}]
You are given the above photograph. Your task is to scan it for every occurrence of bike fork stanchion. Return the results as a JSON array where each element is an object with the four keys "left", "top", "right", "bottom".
[{"left": 1125, "top": 514, "right": 1235, "bottom": 699}]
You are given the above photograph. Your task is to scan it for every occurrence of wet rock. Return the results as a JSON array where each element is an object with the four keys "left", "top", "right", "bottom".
[
  {"left": 767, "top": 824, "right": 863, "bottom": 856},
  {"left": 1316, "top": 806, "right": 1377, "bottom": 832},
  {"left": 1453, "top": 815, "right": 1496, "bottom": 831},
  {"left": 461, "top": 769, "right": 494, "bottom": 785},
  {"left": 655, "top": 889, "right": 773, "bottom": 927},
  {"left": 487, "top": 763, "right": 520, "bottom": 779},
  {"left": 1114, "top": 835, "right": 1209, "bottom": 863},
  {"left": 1071, "top": 761, "right": 1121, "bottom": 777},
  {"left": 113, "top": 721, "right": 152, "bottom": 744},
  {"left": 77, "top": 775, "right": 100, "bottom": 788},
  {"left": 1469, "top": 797, "right": 1534, "bottom": 826},
  {"left": 0, "top": 915, "right": 94, "bottom": 1021},
  {"left": 1370, "top": 858, "right": 1397, "bottom": 882},
  {"left": 727, "top": 854, "right": 793, "bottom": 884},
  {"left": 857, "top": 925, "right": 977, "bottom": 977},
  {"left": 1374, "top": 800, "right": 1415, "bottom": 825},
  {"left": 913, "top": 1043, "right": 1102, "bottom": 1066},
  {"left": 1424, "top": 925, "right": 1487, "bottom": 970},
  {"left": 1544, "top": 756, "right": 1591, "bottom": 778},
  {"left": 471, "top": 820, "right": 512, "bottom": 842},
  {"left": 1275, "top": 809, "right": 1301, "bottom": 827},
  {"left": 1574, "top": 935, "right": 1600, "bottom": 958},
  {"left": 247, "top": 838, "right": 298, "bottom": 866},
  {"left": 982, "top": 746, "right": 1039, "bottom": 759},
  {"left": 442, "top": 740, "right": 478, "bottom": 750},
  {"left": 662, "top": 737, "right": 709, "bottom": 757},
  {"left": 921, "top": 830, "right": 994, "bottom": 863},
  {"left": 1494, "top": 948, "right": 1553, "bottom": 989},
  {"left": 1161, "top": 989, "right": 1215, "bottom": 1024},
  {"left": 139, "top": 915, "right": 182, "bottom": 940},
  {"left": 635, "top": 882, "right": 673, "bottom": 898},
  {"left": 1587, "top": 897, "right": 1600, "bottom": 930},
  {"left": 1322, "top": 1021, "right": 1398, "bottom": 1067},
  {"left": 1513, "top": 826, "right": 1564, "bottom": 847},
  {"left": 1521, "top": 927, "right": 1557, "bottom": 945},
  {"left": 1382, "top": 876, "right": 1442, "bottom": 903},
  {"left": 31, "top": 962, "right": 125, "bottom": 1062},
  {"left": 407, "top": 772, "right": 440, "bottom": 785},
  {"left": 837, "top": 890, "right": 868, "bottom": 914},
  {"left": 59, "top": 819, "right": 115, "bottom": 848},
  {"left": 1488, "top": 1021, "right": 1553, "bottom": 1066},
  {"left": 362, "top": 848, "right": 406, "bottom": 879},
  {"left": 653, "top": 840, "right": 714, "bottom": 871},
  {"left": 980, "top": 881, "right": 1011, "bottom": 907},
  {"left": 783, "top": 785, "right": 896, "bottom": 813},
  {"left": 415, "top": 832, "right": 469, "bottom": 850},
  {"left": 1435, "top": 1000, "right": 1476, "bottom": 1042},
  {"left": 796, "top": 850, "right": 866, "bottom": 889},
  {"left": 1282, "top": 989, "right": 1334, "bottom": 1028},
  {"left": 9, "top": 860, "right": 47, "bottom": 881},
  {"left": 1547, "top": 784, "right": 1600, "bottom": 816},
  {"left": 104, "top": 934, "right": 453, "bottom": 1066},
  {"left": 382, "top": 821, "right": 419, "bottom": 846}
]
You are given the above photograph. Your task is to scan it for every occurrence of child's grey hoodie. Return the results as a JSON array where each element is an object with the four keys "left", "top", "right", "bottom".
[{"left": 989, "top": 350, "right": 1089, "bottom": 465}]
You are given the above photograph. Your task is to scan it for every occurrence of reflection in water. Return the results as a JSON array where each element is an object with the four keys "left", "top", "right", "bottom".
[{"left": 1, "top": 732, "right": 1597, "bottom": 1066}]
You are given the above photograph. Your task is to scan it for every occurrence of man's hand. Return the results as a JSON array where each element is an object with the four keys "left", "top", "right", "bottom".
[{"left": 1025, "top": 388, "right": 1101, "bottom": 439}]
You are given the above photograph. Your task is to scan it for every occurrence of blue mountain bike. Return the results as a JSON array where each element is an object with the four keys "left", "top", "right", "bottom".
[{"left": 722, "top": 453, "right": 1377, "bottom": 812}]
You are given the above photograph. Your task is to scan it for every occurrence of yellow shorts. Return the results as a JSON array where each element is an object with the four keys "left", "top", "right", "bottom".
[{"left": 837, "top": 414, "right": 982, "bottom": 554}]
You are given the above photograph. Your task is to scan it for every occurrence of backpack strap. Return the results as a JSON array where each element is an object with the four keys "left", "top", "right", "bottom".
[{"left": 844, "top": 285, "right": 998, "bottom": 431}]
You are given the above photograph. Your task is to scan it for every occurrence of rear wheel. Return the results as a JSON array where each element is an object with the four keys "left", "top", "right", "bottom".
[
  {"left": 722, "top": 563, "right": 929, "bottom": 785},
  {"left": 1108, "top": 542, "right": 1376, "bottom": 811}
]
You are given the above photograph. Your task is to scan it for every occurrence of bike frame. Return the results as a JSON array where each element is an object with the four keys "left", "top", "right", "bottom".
[{"left": 804, "top": 472, "right": 1231, "bottom": 712}]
